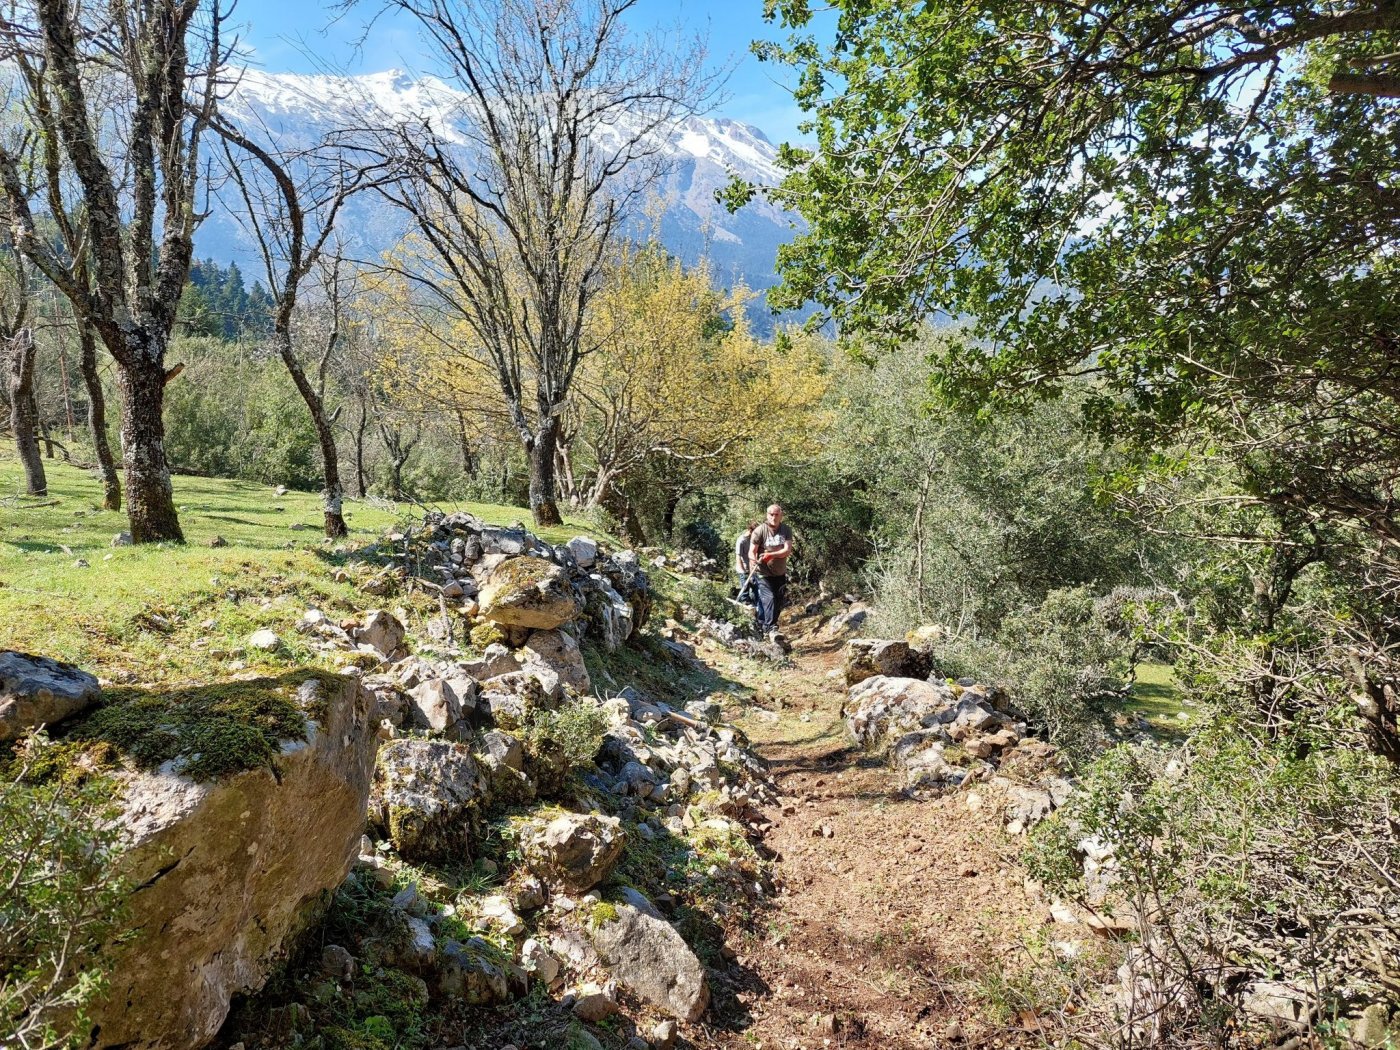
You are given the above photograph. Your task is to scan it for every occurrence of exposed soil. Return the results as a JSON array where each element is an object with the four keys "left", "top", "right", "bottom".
[{"left": 693, "top": 611, "right": 1046, "bottom": 1050}]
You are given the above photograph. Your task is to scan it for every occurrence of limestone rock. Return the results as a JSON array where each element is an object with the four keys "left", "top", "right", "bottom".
[
  {"left": 482, "top": 729, "right": 524, "bottom": 770},
  {"left": 566, "top": 535, "right": 599, "bottom": 569},
  {"left": 581, "top": 575, "right": 635, "bottom": 651},
  {"left": 519, "top": 629, "right": 591, "bottom": 694},
  {"left": 845, "top": 675, "right": 958, "bottom": 748},
  {"left": 247, "top": 629, "right": 282, "bottom": 652},
  {"left": 84, "top": 676, "right": 378, "bottom": 1049},
  {"left": 844, "top": 638, "right": 930, "bottom": 687},
  {"left": 406, "top": 677, "right": 475, "bottom": 738},
  {"left": 355, "top": 610, "right": 407, "bottom": 660},
  {"left": 369, "top": 739, "right": 488, "bottom": 862},
  {"left": 438, "top": 937, "right": 510, "bottom": 1004},
  {"left": 588, "top": 902, "right": 710, "bottom": 1022},
  {"left": 823, "top": 604, "right": 869, "bottom": 639},
  {"left": 478, "top": 557, "right": 581, "bottom": 629},
  {"left": 597, "top": 556, "right": 652, "bottom": 634},
  {"left": 0, "top": 650, "right": 101, "bottom": 741},
  {"left": 521, "top": 813, "right": 626, "bottom": 893}
]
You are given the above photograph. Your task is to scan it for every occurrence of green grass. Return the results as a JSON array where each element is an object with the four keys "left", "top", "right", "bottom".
[
  {"left": 1126, "top": 661, "right": 1191, "bottom": 733},
  {"left": 0, "top": 452, "right": 609, "bottom": 688}
]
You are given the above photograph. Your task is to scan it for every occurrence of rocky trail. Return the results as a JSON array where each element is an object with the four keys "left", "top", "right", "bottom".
[{"left": 695, "top": 615, "right": 1044, "bottom": 1050}]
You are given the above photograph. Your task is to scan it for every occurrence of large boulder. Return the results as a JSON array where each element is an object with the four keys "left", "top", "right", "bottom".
[
  {"left": 84, "top": 675, "right": 377, "bottom": 1050},
  {"left": 588, "top": 901, "right": 710, "bottom": 1022},
  {"left": 521, "top": 812, "right": 626, "bottom": 893},
  {"left": 845, "top": 675, "right": 959, "bottom": 748},
  {"left": 369, "top": 739, "right": 489, "bottom": 862},
  {"left": 844, "top": 638, "right": 931, "bottom": 687},
  {"left": 0, "top": 650, "right": 101, "bottom": 740},
  {"left": 478, "top": 557, "right": 582, "bottom": 630},
  {"left": 518, "top": 629, "right": 591, "bottom": 694}
]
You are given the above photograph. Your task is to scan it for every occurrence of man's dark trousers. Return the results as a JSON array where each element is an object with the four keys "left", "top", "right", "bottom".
[{"left": 756, "top": 574, "right": 786, "bottom": 632}]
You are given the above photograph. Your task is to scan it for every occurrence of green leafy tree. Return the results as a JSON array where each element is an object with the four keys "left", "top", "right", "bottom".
[{"left": 751, "top": 0, "right": 1400, "bottom": 758}]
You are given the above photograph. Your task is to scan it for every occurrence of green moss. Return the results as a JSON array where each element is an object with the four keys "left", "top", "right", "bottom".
[
  {"left": 470, "top": 621, "right": 508, "bottom": 648},
  {"left": 587, "top": 900, "right": 620, "bottom": 928},
  {"left": 52, "top": 675, "right": 315, "bottom": 781}
]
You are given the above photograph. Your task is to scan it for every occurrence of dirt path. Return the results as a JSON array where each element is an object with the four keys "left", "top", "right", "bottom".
[{"left": 697, "top": 620, "right": 1045, "bottom": 1050}]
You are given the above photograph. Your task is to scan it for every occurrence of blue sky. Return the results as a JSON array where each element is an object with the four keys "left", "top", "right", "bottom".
[{"left": 230, "top": 0, "right": 823, "bottom": 145}]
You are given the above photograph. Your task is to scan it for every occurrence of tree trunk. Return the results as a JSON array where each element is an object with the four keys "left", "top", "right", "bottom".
[
  {"left": 79, "top": 326, "right": 120, "bottom": 511},
  {"left": 528, "top": 416, "right": 563, "bottom": 526},
  {"left": 355, "top": 399, "right": 368, "bottom": 498},
  {"left": 274, "top": 332, "right": 347, "bottom": 539},
  {"left": 38, "top": 414, "right": 53, "bottom": 458},
  {"left": 456, "top": 411, "right": 477, "bottom": 478},
  {"left": 6, "top": 329, "right": 46, "bottom": 495},
  {"left": 116, "top": 351, "right": 183, "bottom": 543},
  {"left": 662, "top": 491, "right": 680, "bottom": 540},
  {"left": 318, "top": 421, "right": 348, "bottom": 538}
]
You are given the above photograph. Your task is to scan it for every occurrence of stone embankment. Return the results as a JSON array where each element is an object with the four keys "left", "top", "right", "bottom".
[{"left": 5, "top": 510, "right": 777, "bottom": 1050}]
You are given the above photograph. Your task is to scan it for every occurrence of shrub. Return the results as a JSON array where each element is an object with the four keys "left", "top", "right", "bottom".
[
  {"left": 1027, "top": 723, "right": 1400, "bottom": 1040},
  {"left": 1, "top": 736, "right": 128, "bottom": 1050}
]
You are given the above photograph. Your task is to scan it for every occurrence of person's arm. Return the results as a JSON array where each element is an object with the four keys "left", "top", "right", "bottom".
[
  {"left": 768, "top": 532, "right": 794, "bottom": 561},
  {"left": 749, "top": 528, "right": 765, "bottom": 566}
]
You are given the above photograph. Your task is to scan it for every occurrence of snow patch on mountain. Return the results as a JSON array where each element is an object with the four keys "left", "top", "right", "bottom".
[{"left": 200, "top": 69, "right": 800, "bottom": 328}]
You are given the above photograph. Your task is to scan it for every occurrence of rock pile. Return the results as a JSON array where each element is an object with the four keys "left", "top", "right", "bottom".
[
  {"left": 842, "top": 636, "right": 1073, "bottom": 825},
  {"left": 398, "top": 510, "right": 653, "bottom": 653}
]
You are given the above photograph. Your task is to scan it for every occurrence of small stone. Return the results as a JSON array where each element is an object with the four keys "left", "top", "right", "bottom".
[
  {"left": 208, "top": 535, "right": 228, "bottom": 548},
  {"left": 111, "top": 532, "right": 133, "bottom": 547},
  {"left": 651, "top": 1019, "right": 678, "bottom": 1049},
  {"left": 319, "top": 944, "right": 353, "bottom": 979},
  {"left": 571, "top": 986, "right": 618, "bottom": 1022},
  {"left": 391, "top": 883, "right": 419, "bottom": 911},
  {"left": 247, "top": 629, "right": 281, "bottom": 651},
  {"left": 944, "top": 1020, "right": 964, "bottom": 1042}
]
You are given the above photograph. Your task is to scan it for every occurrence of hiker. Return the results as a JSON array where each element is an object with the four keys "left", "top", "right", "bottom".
[
  {"left": 734, "top": 520, "right": 760, "bottom": 605},
  {"left": 749, "top": 503, "right": 794, "bottom": 641}
]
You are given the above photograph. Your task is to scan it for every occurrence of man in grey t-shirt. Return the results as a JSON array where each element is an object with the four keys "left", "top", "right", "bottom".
[{"left": 748, "top": 504, "right": 794, "bottom": 639}]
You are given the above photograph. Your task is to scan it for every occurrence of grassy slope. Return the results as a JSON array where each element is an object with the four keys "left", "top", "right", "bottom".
[{"left": 0, "top": 451, "right": 607, "bottom": 688}]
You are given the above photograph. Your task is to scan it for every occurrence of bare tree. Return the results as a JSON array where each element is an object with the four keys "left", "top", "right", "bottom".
[
  {"left": 211, "top": 106, "right": 381, "bottom": 538},
  {"left": 0, "top": 0, "right": 231, "bottom": 542},
  {"left": 5, "top": 327, "right": 43, "bottom": 494},
  {"left": 364, "top": 0, "right": 721, "bottom": 525}
]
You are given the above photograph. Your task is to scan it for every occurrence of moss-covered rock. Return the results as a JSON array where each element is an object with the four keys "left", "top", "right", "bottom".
[
  {"left": 520, "top": 812, "right": 626, "bottom": 893},
  {"left": 477, "top": 557, "right": 581, "bottom": 630},
  {"left": 368, "top": 739, "right": 489, "bottom": 863},
  {"left": 82, "top": 675, "right": 378, "bottom": 1050}
]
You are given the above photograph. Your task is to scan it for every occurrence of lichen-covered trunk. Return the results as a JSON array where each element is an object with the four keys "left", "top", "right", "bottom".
[
  {"left": 116, "top": 349, "right": 183, "bottom": 543},
  {"left": 79, "top": 326, "right": 120, "bottom": 511},
  {"left": 528, "top": 416, "right": 563, "bottom": 527},
  {"left": 317, "top": 415, "right": 347, "bottom": 538},
  {"left": 6, "top": 329, "right": 46, "bottom": 495}
]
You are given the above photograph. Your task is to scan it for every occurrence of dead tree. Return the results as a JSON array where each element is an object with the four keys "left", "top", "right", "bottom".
[
  {"left": 363, "top": 0, "right": 719, "bottom": 526},
  {"left": 0, "top": 0, "right": 232, "bottom": 542},
  {"left": 212, "top": 110, "right": 382, "bottom": 539}
]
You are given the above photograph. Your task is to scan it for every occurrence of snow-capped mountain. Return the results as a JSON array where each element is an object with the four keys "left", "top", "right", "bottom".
[{"left": 199, "top": 69, "right": 801, "bottom": 330}]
